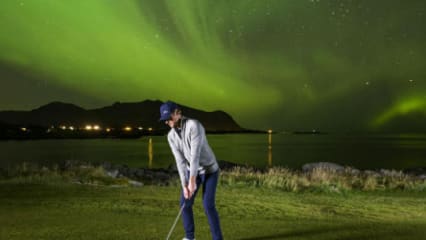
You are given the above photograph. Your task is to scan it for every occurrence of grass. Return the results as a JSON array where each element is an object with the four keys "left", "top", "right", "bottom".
[
  {"left": 3, "top": 161, "right": 426, "bottom": 192},
  {"left": 0, "top": 177, "right": 426, "bottom": 239},
  {"left": 220, "top": 166, "right": 426, "bottom": 192}
]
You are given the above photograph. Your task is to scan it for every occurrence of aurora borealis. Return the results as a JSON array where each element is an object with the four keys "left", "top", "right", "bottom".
[{"left": 0, "top": 0, "right": 425, "bottom": 132}]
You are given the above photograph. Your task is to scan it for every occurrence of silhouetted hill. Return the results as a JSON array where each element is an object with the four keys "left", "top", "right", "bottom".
[
  {"left": 0, "top": 101, "right": 89, "bottom": 127},
  {"left": 0, "top": 100, "right": 246, "bottom": 132}
]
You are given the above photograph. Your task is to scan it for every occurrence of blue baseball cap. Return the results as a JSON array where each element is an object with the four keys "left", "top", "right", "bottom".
[{"left": 159, "top": 101, "right": 179, "bottom": 121}]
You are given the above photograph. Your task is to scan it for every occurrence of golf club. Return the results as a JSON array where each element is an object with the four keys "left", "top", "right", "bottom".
[{"left": 166, "top": 201, "right": 186, "bottom": 240}]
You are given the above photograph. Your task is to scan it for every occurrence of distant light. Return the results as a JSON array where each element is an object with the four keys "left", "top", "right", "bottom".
[
  {"left": 69, "top": 126, "right": 74, "bottom": 131},
  {"left": 60, "top": 125, "right": 66, "bottom": 130},
  {"left": 124, "top": 126, "right": 132, "bottom": 131},
  {"left": 268, "top": 129, "right": 273, "bottom": 134},
  {"left": 148, "top": 127, "right": 153, "bottom": 131},
  {"left": 312, "top": 129, "right": 316, "bottom": 132},
  {"left": 21, "top": 127, "right": 27, "bottom": 131},
  {"left": 138, "top": 127, "right": 143, "bottom": 130},
  {"left": 85, "top": 125, "right": 93, "bottom": 130},
  {"left": 409, "top": 79, "right": 414, "bottom": 82},
  {"left": 93, "top": 125, "right": 100, "bottom": 130},
  {"left": 106, "top": 128, "right": 111, "bottom": 132}
]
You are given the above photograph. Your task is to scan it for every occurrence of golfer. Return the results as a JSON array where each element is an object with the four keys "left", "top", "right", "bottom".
[{"left": 159, "top": 101, "right": 223, "bottom": 240}]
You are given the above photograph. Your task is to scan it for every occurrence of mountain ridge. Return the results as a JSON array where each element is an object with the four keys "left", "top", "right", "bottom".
[{"left": 0, "top": 100, "right": 246, "bottom": 132}]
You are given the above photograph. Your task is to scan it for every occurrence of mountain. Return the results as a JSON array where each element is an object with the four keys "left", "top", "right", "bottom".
[
  {"left": 0, "top": 101, "right": 88, "bottom": 127},
  {"left": 0, "top": 100, "right": 245, "bottom": 132}
]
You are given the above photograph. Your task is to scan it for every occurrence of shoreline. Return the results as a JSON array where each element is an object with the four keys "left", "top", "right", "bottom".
[{"left": 1, "top": 160, "right": 425, "bottom": 192}]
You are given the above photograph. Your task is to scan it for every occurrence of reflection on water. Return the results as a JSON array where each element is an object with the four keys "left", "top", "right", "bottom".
[
  {"left": 146, "top": 133, "right": 274, "bottom": 168},
  {"left": 148, "top": 138, "right": 153, "bottom": 169},
  {"left": 1, "top": 134, "right": 425, "bottom": 170},
  {"left": 268, "top": 132, "right": 272, "bottom": 167}
]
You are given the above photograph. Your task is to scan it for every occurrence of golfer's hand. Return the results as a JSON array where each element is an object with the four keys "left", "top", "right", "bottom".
[
  {"left": 188, "top": 177, "right": 197, "bottom": 197},
  {"left": 183, "top": 187, "right": 191, "bottom": 199}
]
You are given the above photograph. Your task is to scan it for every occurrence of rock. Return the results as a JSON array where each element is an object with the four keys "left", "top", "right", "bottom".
[
  {"left": 379, "top": 169, "right": 391, "bottom": 175},
  {"left": 418, "top": 174, "right": 426, "bottom": 180},
  {"left": 128, "top": 180, "right": 143, "bottom": 187},
  {"left": 345, "top": 167, "right": 360, "bottom": 175},
  {"left": 154, "top": 171, "right": 170, "bottom": 181},
  {"left": 302, "top": 162, "right": 345, "bottom": 172},
  {"left": 100, "top": 161, "right": 112, "bottom": 170},
  {"left": 128, "top": 168, "right": 138, "bottom": 178},
  {"left": 134, "top": 168, "right": 145, "bottom": 178},
  {"left": 105, "top": 169, "right": 119, "bottom": 178},
  {"left": 118, "top": 165, "right": 130, "bottom": 176},
  {"left": 145, "top": 172, "right": 155, "bottom": 180},
  {"left": 218, "top": 160, "right": 244, "bottom": 170},
  {"left": 379, "top": 169, "right": 403, "bottom": 177},
  {"left": 403, "top": 167, "right": 426, "bottom": 176},
  {"left": 363, "top": 170, "right": 381, "bottom": 177}
]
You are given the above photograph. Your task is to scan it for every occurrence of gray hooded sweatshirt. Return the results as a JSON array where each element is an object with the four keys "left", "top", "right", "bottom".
[{"left": 167, "top": 116, "right": 219, "bottom": 188}]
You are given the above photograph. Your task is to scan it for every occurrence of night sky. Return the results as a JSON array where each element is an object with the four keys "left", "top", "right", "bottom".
[{"left": 0, "top": 0, "right": 425, "bottom": 132}]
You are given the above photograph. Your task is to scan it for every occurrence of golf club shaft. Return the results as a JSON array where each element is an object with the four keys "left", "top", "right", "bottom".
[{"left": 166, "top": 202, "right": 185, "bottom": 240}]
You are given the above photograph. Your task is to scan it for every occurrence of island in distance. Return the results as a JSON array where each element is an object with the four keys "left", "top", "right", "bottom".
[{"left": 0, "top": 100, "right": 267, "bottom": 140}]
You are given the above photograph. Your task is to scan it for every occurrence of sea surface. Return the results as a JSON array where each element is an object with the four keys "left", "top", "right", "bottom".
[{"left": 0, "top": 133, "right": 425, "bottom": 170}]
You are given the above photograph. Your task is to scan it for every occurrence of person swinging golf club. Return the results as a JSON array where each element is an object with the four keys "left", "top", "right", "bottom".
[{"left": 160, "top": 101, "right": 224, "bottom": 240}]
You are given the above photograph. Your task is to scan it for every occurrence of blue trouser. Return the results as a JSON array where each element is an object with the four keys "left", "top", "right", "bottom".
[{"left": 180, "top": 169, "right": 223, "bottom": 240}]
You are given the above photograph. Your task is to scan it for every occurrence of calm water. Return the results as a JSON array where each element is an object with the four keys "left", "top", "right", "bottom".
[{"left": 0, "top": 133, "right": 425, "bottom": 170}]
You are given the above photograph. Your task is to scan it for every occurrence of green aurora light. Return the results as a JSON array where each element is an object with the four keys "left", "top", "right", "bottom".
[{"left": 0, "top": 0, "right": 425, "bottom": 132}]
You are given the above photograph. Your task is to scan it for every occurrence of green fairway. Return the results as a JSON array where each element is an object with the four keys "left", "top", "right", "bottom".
[{"left": 0, "top": 181, "right": 425, "bottom": 240}]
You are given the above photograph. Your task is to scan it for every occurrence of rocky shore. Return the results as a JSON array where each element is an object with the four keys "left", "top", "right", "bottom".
[
  {"left": 301, "top": 162, "right": 426, "bottom": 180},
  {"left": 62, "top": 159, "right": 245, "bottom": 186},
  {"left": 1, "top": 160, "right": 425, "bottom": 188},
  {"left": 69, "top": 160, "right": 426, "bottom": 186}
]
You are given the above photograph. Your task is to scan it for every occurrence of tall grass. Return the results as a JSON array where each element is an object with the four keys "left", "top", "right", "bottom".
[
  {"left": 1, "top": 162, "right": 425, "bottom": 192},
  {"left": 219, "top": 166, "right": 426, "bottom": 192},
  {"left": 0, "top": 161, "right": 130, "bottom": 186}
]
